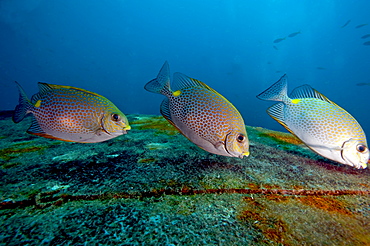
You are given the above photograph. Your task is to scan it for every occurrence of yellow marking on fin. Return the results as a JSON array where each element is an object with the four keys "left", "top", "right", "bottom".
[
  {"left": 173, "top": 90, "right": 182, "bottom": 97},
  {"left": 291, "top": 99, "right": 301, "bottom": 104},
  {"left": 34, "top": 100, "right": 42, "bottom": 107}
]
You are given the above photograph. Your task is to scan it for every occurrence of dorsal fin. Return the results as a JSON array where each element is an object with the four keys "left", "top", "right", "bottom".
[
  {"left": 38, "top": 82, "right": 53, "bottom": 94},
  {"left": 290, "top": 84, "right": 333, "bottom": 104},
  {"left": 172, "top": 73, "right": 216, "bottom": 93},
  {"left": 38, "top": 82, "right": 102, "bottom": 96},
  {"left": 30, "top": 82, "right": 53, "bottom": 104},
  {"left": 31, "top": 82, "right": 104, "bottom": 105}
]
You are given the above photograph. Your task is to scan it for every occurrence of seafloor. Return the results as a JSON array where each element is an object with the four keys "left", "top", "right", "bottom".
[{"left": 0, "top": 111, "right": 369, "bottom": 245}]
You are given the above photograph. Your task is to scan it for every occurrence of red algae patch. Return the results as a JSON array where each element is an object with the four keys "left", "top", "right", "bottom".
[
  {"left": 265, "top": 194, "right": 290, "bottom": 202},
  {"left": 263, "top": 194, "right": 352, "bottom": 216},
  {"left": 238, "top": 194, "right": 370, "bottom": 245},
  {"left": 263, "top": 184, "right": 281, "bottom": 189},
  {"left": 238, "top": 197, "right": 290, "bottom": 245},
  {"left": 296, "top": 196, "right": 352, "bottom": 215}
]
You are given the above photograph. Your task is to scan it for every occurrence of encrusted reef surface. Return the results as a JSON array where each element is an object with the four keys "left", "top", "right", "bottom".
[{"left": 0, "top": 112, "right": 369, "bottom": 245}]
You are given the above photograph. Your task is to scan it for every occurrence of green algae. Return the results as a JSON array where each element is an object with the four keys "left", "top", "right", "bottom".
[
  {"left": 1, "top": 162, "right": 22, "bottom": 169},
  {"left": 130, "top": 115, "right": 179, "bottom": 135},
  {"left": 0, "top": 146, "right": 47, "bottom": 161}
]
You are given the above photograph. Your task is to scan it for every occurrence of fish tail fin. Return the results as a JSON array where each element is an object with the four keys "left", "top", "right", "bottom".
[
  {"left": 144, "top": 61, "right": 171, "bottom": 95},
  {"left": 13, "top": 81, "right": 32, "bottom": 123},
  {"left": 256, "top": 74, "right": 288, "bottom": 102}
]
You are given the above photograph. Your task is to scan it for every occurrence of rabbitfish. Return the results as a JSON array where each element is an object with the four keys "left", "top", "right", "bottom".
[
  {"left": 13, "top": 82, "right": 130, "bottom": 143},
  {"left": 144, "top": 62, "right": 249, "bottom": 158},
  {"left": 257, "top": 75, "right": 369, "bottom": 169}
]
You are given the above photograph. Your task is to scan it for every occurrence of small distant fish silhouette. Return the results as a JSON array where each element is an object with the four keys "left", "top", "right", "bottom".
[
  {"left": 273, "top": 37, "right": 286, "bottom": 43},
  {"left": 273, "top": 45, "right": 279, "bottom": 50},
  {"left": 341, "top": 19, "right": 351, "bottom": 28},
  {"left": 288, "top": 31, "right": 301, "bottom": 37},
  {"left": 316, "top": 67, "right": 326, "bottom": 70},
  {"left": 361, "top": 34, "right": 370, "bottom": 39},
  {"left": 363, "top": 41, "right": 370, "bottom": 46},
  {"left": 257, "top": 75, "right": 369, "bottom": 169},
  {"left": 356, "top": 24, "right": 368, "bottom": 28},
  {"left": 13, "top": 82, "right": 130, "bottom": 142},
  {"left": 144, "top": 62, "right": 249, "bottom": 158},
  {"left": 356, "top": 82, "right": 370, "bottom": 86}
]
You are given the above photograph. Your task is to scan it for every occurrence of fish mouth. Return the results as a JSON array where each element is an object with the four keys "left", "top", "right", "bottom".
[
  {"left": 349, "top": 160, "right": 367, "bottom": 169},
  {"left": 353, "top": 158, "right": 368, "bottom": 169},
  {"left": 123, "top": 125, "right": 131, "bottom": 133},
  {"left": 239, "top": 151, "right": 250, "bottom": 159}
]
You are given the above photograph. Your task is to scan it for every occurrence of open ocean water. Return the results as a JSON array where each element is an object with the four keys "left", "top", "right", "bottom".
[{"left": 1, "top": 1, "right": 370, "bottom": 245}]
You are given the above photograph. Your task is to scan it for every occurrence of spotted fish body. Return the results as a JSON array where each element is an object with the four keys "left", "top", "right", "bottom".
[
  {"left": 257, "top": 75, "right": 369, "bottom": 169},
  {"left": 145, "top": 62, "right": 249, "bottom": 158},
  {"left": 13, "top": 82, "right": 130, "bottom": 143}
]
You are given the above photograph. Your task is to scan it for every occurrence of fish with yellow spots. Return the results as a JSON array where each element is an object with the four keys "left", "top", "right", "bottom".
[
  {"left": 13, "top": 81, "right": 130, "bottom": 143},
  {"left": 257, "top": 74, "right": 369, "bottom": 169},
  {"left": 145, "top": 62, "right": 249, "bottom": 158}
]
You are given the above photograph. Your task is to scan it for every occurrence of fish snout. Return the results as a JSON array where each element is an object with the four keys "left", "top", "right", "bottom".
[
  {"left": 122, "top": 125, "right": 131, "bottom": 134},
  {"left": 352, "top": 158, "right": 368, "bottom": 169},
  {"left": 239, "top": 151, "right": 250, "bottom": 159}
]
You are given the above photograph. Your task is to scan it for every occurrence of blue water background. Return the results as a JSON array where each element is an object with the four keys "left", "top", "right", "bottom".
[{"left": 0, "top": 0, "right": 369, "bottom": 134}]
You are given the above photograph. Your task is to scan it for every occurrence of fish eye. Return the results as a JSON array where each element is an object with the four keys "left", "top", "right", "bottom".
[
  {"left": 111, "top": 114, "right": 121, "bottom": 122},
  {"left": 236, "top": 134, "right": 245, "bottom": 143},
  {"left": 356, "top": 144, "right": 367, "bottom": 153}
]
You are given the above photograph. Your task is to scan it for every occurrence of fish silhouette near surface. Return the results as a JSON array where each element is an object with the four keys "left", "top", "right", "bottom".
[
  {"left": 341, "top": 19, "right": 351, "bottom": 28},
  {"left": 356, "top": 82, "right": 370, "bottom": 86},
  {"left": 13, "top": 82, "right": 130, "bottom": 143},
  {"left": 257, "top": 75, "right": 369, "bottom": 169},
  {"left": 363, "top": 41, "right": 370, "bottom": 46},
  {"left": 356, "top": 23, "right": 368, "bottom": 28},
  {"left": 288, "top": 31, "right": 301, "bottom": 38},
  {"left": 273, "top": 37, "right": 286, "bottom": 43},
  {"left": 144, "top": 62, "right": 249, "bottom": 158}
]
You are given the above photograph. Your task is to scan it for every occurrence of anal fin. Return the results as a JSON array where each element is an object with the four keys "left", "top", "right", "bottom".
[{"left": 267, "top": 103, "right": 293, "bottom": 134}]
